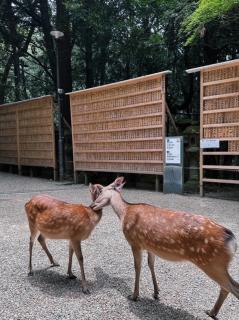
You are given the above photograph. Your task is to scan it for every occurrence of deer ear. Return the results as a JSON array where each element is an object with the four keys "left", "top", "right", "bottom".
[
  {"left": 113, "top": 177, "right": 125, "bottom": 192},
  {"left": 89, "top": 183, "right": 103, "bottom": 194},
  {"left": 114, "top": 176, "right": 125, "bottom": 186},
  {"left": 114, "top": 181, "right": 126, "bottom": 192},
  {"left": 89, "top": 183, "right": 95, "bottom": 194},
  {"left": 94, "top": 184, "right": 104, "bottom": 196}
]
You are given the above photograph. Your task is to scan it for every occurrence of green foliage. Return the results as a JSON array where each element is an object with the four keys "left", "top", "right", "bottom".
[
  {"left": 0, "top": 0, "right": 238, "bottom": 117},
  {"left": 183, "top": 0, "right": 239, "bottom": 44}
]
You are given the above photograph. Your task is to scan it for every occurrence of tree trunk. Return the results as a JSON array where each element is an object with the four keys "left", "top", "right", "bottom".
[
  {"left": 0, "top": 53, "right": 14, "bottom": 104},
  {"left": 85, "top": 28, "right": 94, "bottom": 88},
  {"left": 56, "top": 0, "right": 72, "bottom": 123},
  {"left": 13, "top": 48, "right": 20, "bottom": 101},
  {"left": 21, "top": 60, "right": 28, "bottom": 99}
]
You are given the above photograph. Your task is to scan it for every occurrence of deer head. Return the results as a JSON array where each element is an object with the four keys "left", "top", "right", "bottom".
[{"left": 90, "top": 177, "right": 125, "bottom": 210}]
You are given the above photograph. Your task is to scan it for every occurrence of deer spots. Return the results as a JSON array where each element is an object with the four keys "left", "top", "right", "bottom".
[
  {"left": 204, "top": 239, "right": 209, "bottom": 244},
  {"left": 125, "top": 223, "right": 131, "bottom": 231},
  {"left": 179, "top": 248, "right": 185, "bottom": 255},
  {"left": 179, "top": 229, "right": 185, "bottom": 235},
  {"left": 190, "top": 247, "right": 195, "bottom": 252},
  {"left": 170, "top": 239, "right": 175, "bottom": 244}
]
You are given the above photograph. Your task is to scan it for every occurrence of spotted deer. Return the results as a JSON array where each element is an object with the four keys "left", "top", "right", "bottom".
[
  {"left": 25, "top": 183, "right": 102, "bottom": 294},
  {"left": 90, "top": 177, "right": 239, "bottom": 319}
]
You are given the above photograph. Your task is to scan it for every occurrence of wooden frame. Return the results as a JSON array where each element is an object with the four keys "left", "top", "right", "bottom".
[
  {"left": 187, "top": 59, "right": 239, "bottom": 195},
  {"left": 0, "top": 96, "right": 56, "bottom": 179},
  {"left": 68, "top": 71, "right": 171, "bottom": 183}
]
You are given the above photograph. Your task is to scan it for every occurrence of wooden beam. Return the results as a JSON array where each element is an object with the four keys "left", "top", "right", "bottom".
[
  {"left": 203, "top": 123, "right": 239, "bottom": 128},
  {"left": 200, "top": 71, "right": 204, "bottom": 196},
  {"left": 73, "top": 124, "right": 163, "bottom": 135},
  {"left": 203, "top": 165, "right": 239, "bottom": 170},
  {"left": 165, "top": 102, "right": 179, "bottom": 135},
  {"left": 203, "top": 92, "right": 239, "bottom": 100},
  {"left": 203, "top": 178, "right": 239, "bottom": 185},
  {"left": 203, "top": 152, "right": 239, "bottom": 155},
  {"left": 72, "top": 100, "right": 163, "bottom": 116},
  {"left": 186, "top": 59, "right": 239, "bottom": 74},
  {"left": 202, "top": 77, "right": 239, "bottom": 86},
  {"left": 203, "top": 107, "right": 239, "bottom": 114},
  {"left": 67, "top": 70, "right": 172, "bottom": 96}
]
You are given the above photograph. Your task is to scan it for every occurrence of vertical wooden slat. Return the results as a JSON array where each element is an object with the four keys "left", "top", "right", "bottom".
[
  {"left": 200, "top": 71, "right": 204, "bottom": 196},
  {"left": 16, "top": 108, "right": 21, "bottom": 175},
  {"left": 70, "top": 95, "right": 77, "bottom": 183},
  {"left": 161, "top": 74, "right": 166, "bottom": 172}
]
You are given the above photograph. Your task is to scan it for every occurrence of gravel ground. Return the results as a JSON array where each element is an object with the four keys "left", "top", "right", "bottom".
[{"left": 0, "top": 171, "right": 239, "bottom": 320}]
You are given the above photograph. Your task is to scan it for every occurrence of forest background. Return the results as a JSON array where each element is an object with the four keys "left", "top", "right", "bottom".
[{"left": 0, "top": 0, "right": 239, "bottom": 121}]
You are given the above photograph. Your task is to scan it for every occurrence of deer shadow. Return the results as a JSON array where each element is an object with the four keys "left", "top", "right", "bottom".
[{"left": 27, "top": 266, "right": 199, "bottom": 319}]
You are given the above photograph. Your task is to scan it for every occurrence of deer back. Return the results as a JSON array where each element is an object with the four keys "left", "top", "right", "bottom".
[{"left": 122, "top": 204, "right": 234, "bottom": 266}]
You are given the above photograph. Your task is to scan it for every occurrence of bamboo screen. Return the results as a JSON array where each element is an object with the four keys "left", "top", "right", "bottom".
[
  {"left": 0, "top": 96, "right": 56, "bottom": 170},
  {"left": 187, "top": 59, "right": 239, "bottom": 195},
  {"left": 69, "top": 71, "right": 170, "bottom": 176}
]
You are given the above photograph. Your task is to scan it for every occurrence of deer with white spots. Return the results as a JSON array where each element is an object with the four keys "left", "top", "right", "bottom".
[
  {"left": 90, "top": 177, "right": 239, "bottom": 319},
  {"left": 25, "top": 183, "right": 102, "bottom": 294}
]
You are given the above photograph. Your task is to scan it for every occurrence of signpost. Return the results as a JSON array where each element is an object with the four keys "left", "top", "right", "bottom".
[
  {"left": 200, "top": 139, "right": 220, "bottom": 149},
  {"left": 164, "top": 136, "right": 184, "bottom": 194},
  {"left": 165, "top": 136, "right": 182, "bottom": 164}
]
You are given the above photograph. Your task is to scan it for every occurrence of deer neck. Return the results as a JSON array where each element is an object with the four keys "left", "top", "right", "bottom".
[
  {"left": 110, "top": 191, "right": 127, "bottom": 221},
  {"left": 89, "top": 208, "right": 102, "bottom": 225}
]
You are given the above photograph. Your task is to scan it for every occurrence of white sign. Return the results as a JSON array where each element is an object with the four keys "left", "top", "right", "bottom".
[
  {"left": 165, "top": 137, "right": 181, "bottom": 164},
  {"left": 200, "top": 139, "right": 220, "bottom": 149}
]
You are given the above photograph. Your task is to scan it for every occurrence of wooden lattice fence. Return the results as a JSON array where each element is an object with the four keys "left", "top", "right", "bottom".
[
  {"left": 68, "top": 71, "right": 171, "bottom": 182},
  {"left": 0, "top": 95, "right": 56, "bottom": 178},
  {"left": 187, "top": 59, "right": 239, "bottom": 195}
]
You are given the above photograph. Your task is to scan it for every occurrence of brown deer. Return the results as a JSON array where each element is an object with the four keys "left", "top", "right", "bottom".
[
  {"left": 90, "top": 177, "right": 239, "bottom": 319},
  {"left": 25, "top": 183, "right": 102, "bottom": 294}
]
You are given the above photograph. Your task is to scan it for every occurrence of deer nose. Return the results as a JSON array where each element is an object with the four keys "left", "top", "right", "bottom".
[{"left": 89, "top": 202, "right": 95, "bottom": 208}]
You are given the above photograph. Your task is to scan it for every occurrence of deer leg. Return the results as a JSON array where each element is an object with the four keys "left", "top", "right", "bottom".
[
  {"left": 206, "top": 288, "right": 229, "bottom": 319},
  {"left": 28, "top": 228, "right": 38, "bottom": 276},
  {"left": 37, "top": 234, "right": 59, "bottom": 267},
  {"left": 67, "top": 243, "right": 77, "bottom": 279},
  {"left": 70, "top": 240, "right": 89, "bottom": 294},
  {"left": 148, "top": 252, "right": 159, "bottom": 299},
  {"left": 28, "top": 236, "right": 34, "bottom": 276},
  {"left": 128, "top": 246, "right": 142, "bottom": 301},
  {"left": 202, "top": 262, "right": 239, "bottom": 318}
]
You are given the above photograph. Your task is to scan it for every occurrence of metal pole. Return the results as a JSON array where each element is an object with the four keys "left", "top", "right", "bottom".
[{"left": 55, "top": 38, "right": 64, "bottom": 181}]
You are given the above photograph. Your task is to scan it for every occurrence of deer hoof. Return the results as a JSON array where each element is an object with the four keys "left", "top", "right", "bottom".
[
  {"left": 68, "top": 274, "right": 77, "bottom": 280},
  {"left": 205, "top": 310, "right": 218, "bottom": 320},
  {"left": 82, "top": 287, "right": 90, "bottom": 295},
  {"left": 28, "top": 271, "right": 34, "bottom": 277},
  {"left": 51, "top": 262, "right": 60, "bottom": 267},
  {"left": 153, "top": 292, "right": 159, "bottom": 300},
  {"left": 127, "top": 294, "right": 139, "bottom": 302}
]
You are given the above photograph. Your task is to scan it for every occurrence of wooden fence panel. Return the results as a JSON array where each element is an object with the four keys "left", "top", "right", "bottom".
[
  {"left": 69, "top": 71, "right": 170, "bottom": 177},
  {"left": 0, "top": 96, "right": 56, "bottom": 172},
  {"left": 187, "top": 59, "right": 239, "bottom": 195},
  {"left": 0, "top": 106, "right": 18, "bottom": 165}
]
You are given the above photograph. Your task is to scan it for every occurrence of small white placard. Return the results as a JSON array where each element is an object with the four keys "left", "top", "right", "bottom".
[
  {"left": 200, "top": 139, "right": 220, "bottom": 149},
  {"left": 165, "top": 137, "right": 181, "bottom": 164}
]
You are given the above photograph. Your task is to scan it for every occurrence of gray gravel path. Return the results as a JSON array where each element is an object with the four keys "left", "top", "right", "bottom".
[{"left": 0, "top": 171, "right": 239, "bottom": 320}]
